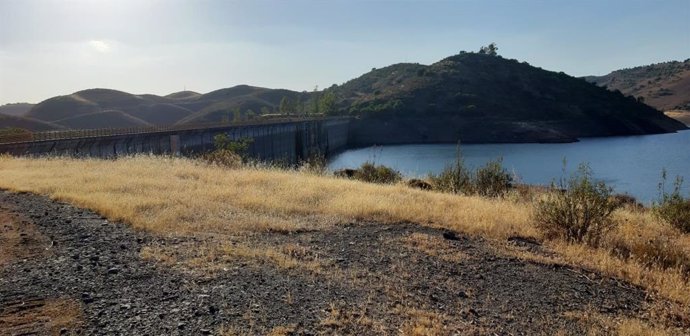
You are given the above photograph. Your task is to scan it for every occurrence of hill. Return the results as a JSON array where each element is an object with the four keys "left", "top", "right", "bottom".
[
  {"left": 0, "top": 115, "right": 64, "bottom": 132},
  {"left": 0, "top": 103, "right": 35, "bottom": 117},
  {"left": 3, "top": 53, "right": 686, "bottom": 142},
  {"left": 584, "top": 59, "right": 690, "bottom": 113},
  {"left": 9, "top": 86, "right": 303, "bottom": 131},
  {"left": 51, "top": 110, "right": 152, "bottom": 129},
  {"left": 334, "top": 53, "right": 686, "bottom": 144}
]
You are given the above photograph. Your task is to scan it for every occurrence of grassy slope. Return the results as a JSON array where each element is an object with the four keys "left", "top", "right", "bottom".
[
  {"left": 585, "top": 60, "right": 690, "bottom": 112},
  {"left": 0, "top": 156, "right": 687, "bottom": 308}
]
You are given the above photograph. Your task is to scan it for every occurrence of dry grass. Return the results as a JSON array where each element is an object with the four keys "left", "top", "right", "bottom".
[
  {"left": 0, "top": 155, "right": 688, "bottom": 308},
  {"left": 0, "top": 155, "right": 534, "bottom": 239},
  {"left": 563, "top": 310, "right": 674, "bottom": 336},
  {"left": 0, "top": 297, "right": 83, "bottom": 335},
  {"left": 140, "top": 240, "right": 325, "bottom": 275},
  {"left": 398, "top": 232, "right": 470, "bottom": 263},
  {"left": 664, "top": 110, "right": 690, "bottom": 126},
  {"left": 0, "top": 210, "right": 50, "bottom": 266}
]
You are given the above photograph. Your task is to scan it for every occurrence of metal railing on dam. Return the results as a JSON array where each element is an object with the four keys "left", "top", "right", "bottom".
[
  {"left": 0, "top": 117, "right": 338, "bottom": 144},
  {"left": 0, "top": 117, "right": 351, "bottom": 163}
]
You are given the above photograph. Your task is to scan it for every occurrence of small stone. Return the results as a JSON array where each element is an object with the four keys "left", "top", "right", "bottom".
[
  {"left": 458, "top": 291, "right": 469, "bottom": 298},
  {"left": 107, "top": 268, "right": 119, "bottom": 275},
  {"left": 177, "top": 322, "right": 186, "bottom": 330},
  {"left": 442, "top": 231, "right": 459, "bottom": 240},
  {"left": 200, "top": 329, "right": 212, "bottom": 335},
  {"left": 81, "top": 293, "right": 94, "bottom": 303}
]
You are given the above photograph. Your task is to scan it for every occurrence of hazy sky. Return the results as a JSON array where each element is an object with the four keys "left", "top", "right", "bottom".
[{"left": 1, "top": 0, "right": 688, "bottom": 105}]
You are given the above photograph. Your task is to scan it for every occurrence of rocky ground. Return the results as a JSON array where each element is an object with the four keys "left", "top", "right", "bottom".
[{"left": 0, "top": 190, "right": 674, "bottom": 335}]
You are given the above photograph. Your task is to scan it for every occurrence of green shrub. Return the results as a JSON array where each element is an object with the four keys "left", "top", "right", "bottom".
[
  {"left": 473, "top": 158, "right": 513, "bottom": 197},
  {"left": 199, "top": 134, "right": 253, "bottom": 168},
  {"left": 534, "top": 164, "right": 620, "bottom": 246},
  {"left": 353, "top": 162, "right": 402, "bottom": 184},
  {"left": 429, "top": 148, "right": 511, "bottom": 197},
  {"left": 429, "top": 150, "right": 471, "bottom": 194},
  {"left": 654, "top": 171, "right": 690, "bottom": 233}
]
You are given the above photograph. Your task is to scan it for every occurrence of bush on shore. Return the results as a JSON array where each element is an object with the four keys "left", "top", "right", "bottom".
[
  {"left": 534, "top": 164, "right": 620, "bottom": 246},
  {"left": 429, "top": 151, "right": 512, "bottom": 198},
  {"left": 352, "top": 162, "right": 402, "bottom": 184},
  {"left": 199, "top": 134, "right": 253, "bottom": 168},
  {"left": 654, "top": 171, "right": 690, "bottom": 233}
]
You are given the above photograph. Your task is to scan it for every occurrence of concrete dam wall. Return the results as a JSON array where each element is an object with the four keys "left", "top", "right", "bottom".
[{"left": 0, "top": 118, "right": 350, "bottom": 163}]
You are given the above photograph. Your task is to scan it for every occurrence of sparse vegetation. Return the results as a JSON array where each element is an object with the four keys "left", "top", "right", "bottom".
[
  {"left": 351, "top": 162, "right": 402, "bottom": 184},
  {"left": 429, "top": 148, "right": 512, "bottom": 197},
  {"left": 534, "top": 164, "right": 619, "bottom": 246},
  {"left": 0, "top": 154, "right": 688, "bottom": 325},
  {"left": 654, "top": 170, "right": 690, "bottom": 233},
  {"left": 199, "top": 134, "right": 253, "bottom": 168}
]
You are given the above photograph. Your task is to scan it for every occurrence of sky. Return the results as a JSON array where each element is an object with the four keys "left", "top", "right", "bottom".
[{"left": 0, "top": 0, "right": 689, "bottom": 105}]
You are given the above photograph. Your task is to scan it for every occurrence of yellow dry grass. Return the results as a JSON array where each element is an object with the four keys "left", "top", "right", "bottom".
[
  {"left": 0, "top": 155, "right": 534, "bottom": 239},
  {"left": 563, "top": 310, "right": 674, "bottom": 336},
  {"left": 0, "top": 155, "right": 688, "bottom": 309}
]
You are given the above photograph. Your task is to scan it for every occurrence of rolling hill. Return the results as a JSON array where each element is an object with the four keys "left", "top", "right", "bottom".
[
  {"left": 584, "top": 59, "right": 690, "bottom": 112},
  {"left": 9, "top": 86, "right": 301, "bottom": 131},
  {"left": 2, "top": 52, "right": 685, "bottom": 144},
  {"left": 335, "top": 52, "right": 686, "bottom": 144},
  {"left": 0, "top": 115, "right": 64, "bottom": 131},
  {"left": 0, "top": 103, "right": 35, "bottom": 117}
]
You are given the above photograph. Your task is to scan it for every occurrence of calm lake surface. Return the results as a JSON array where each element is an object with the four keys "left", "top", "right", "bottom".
[{"left": 328, "top": 130, "right": 690, "bottom": 204}]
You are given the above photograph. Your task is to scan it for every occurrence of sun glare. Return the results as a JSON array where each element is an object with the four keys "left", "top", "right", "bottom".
[{"left": 88, "top": 40, "right": 111, "bottom": 53}]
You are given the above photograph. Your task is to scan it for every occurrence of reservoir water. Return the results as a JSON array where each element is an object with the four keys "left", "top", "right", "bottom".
[{"left": 328, "top": 130, "right": 690, "bottom": 204}]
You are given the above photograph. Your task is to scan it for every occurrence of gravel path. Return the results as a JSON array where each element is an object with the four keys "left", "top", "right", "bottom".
[{"left": 0, "top": 190, "right": 654, "bottom": 335}]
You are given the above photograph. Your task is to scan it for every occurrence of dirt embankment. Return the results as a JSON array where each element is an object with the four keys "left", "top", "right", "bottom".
[{"left": 0, "top": 191, "right": 682, "bottom": 335}]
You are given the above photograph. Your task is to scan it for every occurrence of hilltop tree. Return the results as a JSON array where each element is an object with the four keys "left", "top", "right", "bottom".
[{"left": 478, "top": 43, "right": 498, "bottom": 56}]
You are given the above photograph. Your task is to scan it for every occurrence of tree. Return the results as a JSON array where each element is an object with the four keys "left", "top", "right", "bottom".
[
  {"left": 319, "top": 91, "right": 337, "bottom": 115},
  {"left": 310, "top": 86, "right": 320, "bottom": 115},
  {"left": 478, "top": 43, "right": 498, "bottom": 56},
  {"left": 279, "top": 96, "right": 296, "bottom": 115}
]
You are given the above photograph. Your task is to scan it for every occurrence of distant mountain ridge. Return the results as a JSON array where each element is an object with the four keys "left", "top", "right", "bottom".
[
  {"left": 584, "top": 59, "right": 690, "bottom": 112},
  {"left": 1, "top": 52, "right": 686, "bottom": 144},
  {"left": 9, "top": 86, "right": 302, "bottom": 131},
  {"left": 0, "top": 103, "right": 35, "bottom": 117}
]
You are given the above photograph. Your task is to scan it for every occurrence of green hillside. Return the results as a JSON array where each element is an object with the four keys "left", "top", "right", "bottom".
[{"left": 333, "top": 52, "right": 686, "bottom": 144}]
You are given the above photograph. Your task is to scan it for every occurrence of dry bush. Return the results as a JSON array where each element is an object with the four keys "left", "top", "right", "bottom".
[
  {"left": 605, "top": 211, "right": 690, "bottom": 274},
  {"left": 430, "top": 154, "right": 511, "bottom": 197},
  {"left": 352, "top": 162, "right": 402, "bottom": 184},
  {"left": 654, "top": 173, "right": 690, "bottom": 233},
  {"left": 199, "top": 149, "right": 243, "bottom": 168},
  {"left": 534, "top": 164, "right": 619, "bottom": 246},
  {"left": 429, "top": 154, "right": 471, "bottom": 194}
]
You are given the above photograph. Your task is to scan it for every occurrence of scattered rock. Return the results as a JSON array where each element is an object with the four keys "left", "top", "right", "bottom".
[{"left": 406, "top": 178, "right": 433, "bottom": 190}]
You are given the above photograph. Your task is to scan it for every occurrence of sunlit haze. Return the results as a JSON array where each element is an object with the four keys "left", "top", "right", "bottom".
[{"left": 1, "top": 0, "right": 688, "bottom": 104}]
